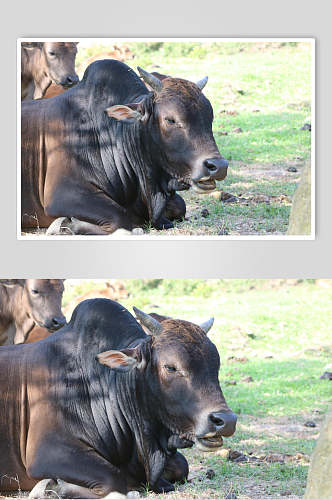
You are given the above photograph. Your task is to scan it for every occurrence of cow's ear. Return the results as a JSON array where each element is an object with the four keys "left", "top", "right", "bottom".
[
  {"left": 105, "top": 104, "right": 143, "bottom": 124},
  {"left": 97, "top": 348, "right": 139, "bottom": 372},
  {"left": 21, "top": 42, "right": 43, "bottom": 50},
  {"left": 0, "top": 279, "right": 25, "bottom": 288}
]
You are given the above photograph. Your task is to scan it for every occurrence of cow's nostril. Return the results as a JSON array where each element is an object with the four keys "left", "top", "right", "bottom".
[
  {"left": 204, "top": 159, "right": 219, "bottom": 173},
  {"left": 51, "top": 316, "right": 65, "bottom": 328},
  {"left": 209, "top": 413, "right": 225, "bottom": 427}
]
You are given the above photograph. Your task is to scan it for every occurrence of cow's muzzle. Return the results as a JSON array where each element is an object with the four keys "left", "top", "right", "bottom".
[
  {"left": 196, "top": 411, "right": 237, "bottom": 451},
  {"left": 58, "top": 74, "right": 79, "bottom": 88},
  {"left": 43, "top": 315, "right": 67, "bottom": 332},
  {"left": 192, "top": 158, "right": 228, "bottom": 194}
]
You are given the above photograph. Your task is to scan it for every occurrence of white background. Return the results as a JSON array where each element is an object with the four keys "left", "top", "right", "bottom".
[{"left": 1, "top": 0, "right": 330, "bottom": 278}]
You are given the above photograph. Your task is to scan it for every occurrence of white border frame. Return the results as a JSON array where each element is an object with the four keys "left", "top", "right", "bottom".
[{"left": 17, "top": 37, "right": 315, "bottom": 241}]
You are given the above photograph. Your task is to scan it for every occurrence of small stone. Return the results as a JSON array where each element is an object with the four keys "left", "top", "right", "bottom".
[
  {"left": 206, "top": 468, "right": 216, "bottom": 479},
  {"left": 301, "top": 123, "right": 311, "bottom": 131},
  {"left": 233, "top": 127, "right": 243, "bottom": 133},
  {"left": 131, "top": 227, "right": 144, "bottom": 235},
  {"left": 252, "top": 109, "right": 260, "bottom": 113},
  {"left": 287, "top": 166, "right": 298, "bottom": 172},
  {"left": 304, "top": 421, "right": 317, "bottom": 428},
  {"left": 216, "top": 448, "right": 230, "bottom": 459},
  {"left": 320, "top": 371, "right": 332, "bottom": 380},
  {"left": 241, "top": 376, "right": 254, "bottom": 383},
  {"left": 201, "top": 208, "right": 210, "bottom": 218},
  {"left": 281, "top": 490, "right": 292, "bottom": 496},
  {"left": 225, "top": 380, "right": 237, "bottom": 386},
  {"left": 208, "top": 190, "right": 223, "bottom": 199},
  {"left": 218, "top": 131, "right": 229, "bottom": 135},
  {"left": 219, "top": 191, "right": 238, "bottom": 203},
  {"left": 228, "top": 450, "right": 247, "bottom": 462},
  {"left": 127, "top": 491, "right": 140, "bottom": 499}
]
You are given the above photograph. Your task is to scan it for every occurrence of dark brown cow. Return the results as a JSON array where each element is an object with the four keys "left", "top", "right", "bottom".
[
  {"left": 0, "top": 279, "right": 66, "bottom": 345},
  {"left": 21, "top": 59, "right": 228, "bottom": 235},
  {"left": 0, "top": 299, "right": 236, "bottom": 497},
  {"left": 21, "top": 42, "right": 79, "bottom": 100}
]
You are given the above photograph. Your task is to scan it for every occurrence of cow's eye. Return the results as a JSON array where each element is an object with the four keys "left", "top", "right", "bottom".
[
  {"left": 165, "top": 117, "right": 176, "bottom": 125},
  {"left": 31, "top": 289, "right": 39, "bottom": 295},
  {"left": 164, "top": 364, "right": 177, "bottom": 373},
  {"left": 48, "top": 51, "right": 56, "bottom": 56}
]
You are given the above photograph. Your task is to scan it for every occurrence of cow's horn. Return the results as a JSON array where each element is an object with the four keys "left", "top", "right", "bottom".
[
  {"left": 200, "top": 317, "right": 214, "bottom": 334},
  {"left": 137, "top": 67, "right": 163, "bottom": 92},
  {"left": 133, "top": 306, "right": 163, "bottom": 336},
  {"left": 196, "top": 76, "right": 208, "bottom": 90}
]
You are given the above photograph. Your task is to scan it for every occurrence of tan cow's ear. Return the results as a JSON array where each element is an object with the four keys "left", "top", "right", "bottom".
[
  {"left": 105, "top": 105, "right": 142, "bottom": 124},
  {"left": 96, "top": 349, "right": 138, "bottom": 372},
  {"left": 21, "top": 42, "right": 43, "bottom": 50},
  {"left": 0, "top": 279, "right": 25, "bottom": 288}
]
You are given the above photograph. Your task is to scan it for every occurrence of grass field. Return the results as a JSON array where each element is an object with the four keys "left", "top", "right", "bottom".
[
  {"left": 60, "top": 279, "right": 332, "bottom": 499},
  {"left": 76, "top": 41, "right": 313, "bottom": 236}
]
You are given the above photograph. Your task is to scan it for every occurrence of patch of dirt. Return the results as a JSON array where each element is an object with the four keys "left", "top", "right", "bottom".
[
  {"left": 235, "top": 161, "right": 303, "bottom": 182},
  {"left": 240, "top": 414, "right": 323, "bottom": 441}
]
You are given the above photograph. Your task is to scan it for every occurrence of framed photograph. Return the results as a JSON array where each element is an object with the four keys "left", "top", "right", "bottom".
[
  {"left": 0, "top": 278, "right": 330, "bottom": 498},
  {"left": 18, "top": 38, "right": 315, "bottom": 240}
]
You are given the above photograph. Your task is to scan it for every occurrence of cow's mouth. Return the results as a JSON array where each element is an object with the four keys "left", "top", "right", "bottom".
[
  {"left": 196, "top": 435, "right": 224, "bottom": 452},
  {"left": 192, "top": 178, "right": 216, "bottom": 194},
  {"left": 60, "top": 82, "right": 78, "bottom": 89}
]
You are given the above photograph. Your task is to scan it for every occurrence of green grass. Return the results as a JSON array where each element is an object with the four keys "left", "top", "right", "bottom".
[{"left": 62, "top": 279, "right": 332, "bottom": 498}]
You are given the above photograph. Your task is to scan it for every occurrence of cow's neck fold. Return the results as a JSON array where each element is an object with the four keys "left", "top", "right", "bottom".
[{"left": 113, "top": 360, "right": 169, "bottom": 486}]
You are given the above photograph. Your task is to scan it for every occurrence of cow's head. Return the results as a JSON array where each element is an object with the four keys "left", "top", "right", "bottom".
[
  {"left": 22, "top": 41, "right": 79, "bottom": 88},
  {"left": 97, "top": 308, "right": 236, "bottom": 451},
  {"left": 1, "top": 279, "right": 66, "bottom": 332},
  {"left": 106, "top": 68, "right": 228, "bottom": 194},
  {"left": 22, "top": 279, "right": 66, "bottom": 332}
]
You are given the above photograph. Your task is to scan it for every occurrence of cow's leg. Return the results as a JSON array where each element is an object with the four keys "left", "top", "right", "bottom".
[
  {"left": 44, "top": 189, "right": 134, "bottom": 235},
  {"left": 152, "top": 477, "right": 175, "bottom": 493},
  {"left": 164, "top": 194, "right": 186, "bottom": 222},
  {"left": 163, "top": 451, "right": 189, "bottom": 484},
  {"left": 27, "top": 448, "right": 127, "bottom": 498},
  {"left": 29, "top": 479, "right": 105, "bottom": 499},
  {"left": 151, "top": 451, "right": 188, "bottom": 493},
  {"left": 45, "top": 217, "right": 130, "bottom": 236}
]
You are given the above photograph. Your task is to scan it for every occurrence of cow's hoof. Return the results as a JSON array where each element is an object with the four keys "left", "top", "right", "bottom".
[
  {"left": 46, "top": 217, "right": 73, "bottom": 235},
  {"left": 103, "top": 492, "right": 127, "bottom": 499},
  {"left": 153, "top": 478, "right": 175, "bottom": 493},
  {"left": 29, "top": 478, "right": 58, "bottom": 498},
  {"left": 131, "top": 227, "right": 144, "bottom": 235}
]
